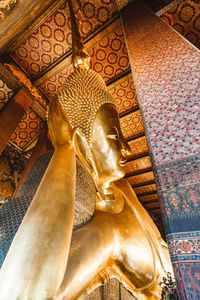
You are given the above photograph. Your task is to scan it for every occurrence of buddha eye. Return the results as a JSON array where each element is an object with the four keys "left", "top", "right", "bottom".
[
  {"left": 107, "top": 127, "right": 119, "bottom": 140},
  {"left": 107, "top": 134, "right": 119, "bottom": 140}
]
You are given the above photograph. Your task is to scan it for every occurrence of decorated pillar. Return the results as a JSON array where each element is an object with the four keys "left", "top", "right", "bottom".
[
  {"left": 121, "top": 1, "right": 200, "bottom": 298},
  {"left": 0, "top": 88, "right": 33, "bottom": 155}
]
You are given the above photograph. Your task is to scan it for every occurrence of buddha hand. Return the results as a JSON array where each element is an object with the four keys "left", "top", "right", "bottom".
[{"left": 48, "top": 98, "right": 75, "bottom": 148}]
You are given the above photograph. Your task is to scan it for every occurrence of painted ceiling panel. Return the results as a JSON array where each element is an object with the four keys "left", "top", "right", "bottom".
[
  {"left": 161, "top": 0, "right": 200, "bottom": 49},
  {"left": 152, "top": 209, "right": 161, "bottom": 214},
  {"left": 108, "top": 73, "right": 138, "bottom": 114},
  {"left": 139, "top": 194, "right": 159, "bottom": 202},
  {"left": 133, "top": 184, "right": 157, "bottom": 195},
  {"left": 125, "top": 156, "right": 152, "bottom": 174},
  {"left": 10, "top": 109, "right": 44, "bottom": 149},
  {"left": 11, "top": 0, "right": 117, "bottom": 77},
  {"left": 39, "top": 65, "right": 73, "bottom": 100},
  {"left": 39, "top": 25, "right": 129, "bottom": 101},
  {"left": 127, "top": 136, "right": 149, "bottom": 159},
  {"left": 145, "top": 202, "right": 160, "bottom": 209},
  {"left": 11, "top": 2, "right": 71, "bottom": 76},
  {"left": 128, "top": 171, "right": 155, "bottom": 186},
  {"left": 88, "top": 25, "right": 129, "bottom": 81},
  {"left": 120, "top": 110, "right": 144, "bottom": 139},
  {"left": 0, "top": 79, "right": 13, "bottom": 111}
]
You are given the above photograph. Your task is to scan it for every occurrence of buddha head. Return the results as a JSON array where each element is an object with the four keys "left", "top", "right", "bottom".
[{"left": 55, "top": 67, "right": 131, "bottom": 212}]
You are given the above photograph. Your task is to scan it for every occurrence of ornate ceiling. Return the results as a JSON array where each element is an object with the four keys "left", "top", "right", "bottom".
[{"left": 0, "top": 0, "right": 199, "bottom": 230}]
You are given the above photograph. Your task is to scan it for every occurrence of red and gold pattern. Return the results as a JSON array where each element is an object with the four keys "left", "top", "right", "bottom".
[
  {"left": 120, "top": 110, "right": 144, "bottom": 139},
  {"left": 10, "top": 109, "right": 44, "bottom": 149},
  {"left": 145, "top": 202, "right": 160, "bottom": 209},
  {"left": 89, "top": 26, "right": 129, "bottom": 81},
  {"left": 39, "top": 65, "right": 73, "bottom": 100},
  {"left": 125, "top": 156, "right": 152, "bottom": 175},
  {"left": 108, "top": 73, "right": 138, "bottom": 114},
  {"left": 133, "top": 183, "right": 157, "bottom": 195},
  {"left": 11, "top": 0, "right": 117, "bottom": 76},
  {"left": 139, "top": 194, "right": 159, "bottom": 202},
  {"left": 128, "top": 171, "right": 155, "bottom": 186},
  {"left": 127, "top": 136, "right": 149, "bottom": 159},
  {"left": 161, "top": 0, "right": 200, "bottom": 49},
  {"left": 40, "top": 23, "right": 130, "bottom": 101}
]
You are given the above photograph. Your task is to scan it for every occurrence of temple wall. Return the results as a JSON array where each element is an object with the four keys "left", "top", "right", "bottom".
[{"left": 121, "top": 1, "right": 200, "bottom": 298}]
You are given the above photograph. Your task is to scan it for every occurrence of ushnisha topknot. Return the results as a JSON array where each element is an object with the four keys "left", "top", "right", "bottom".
[{"left": 57, "top": 67, "right": 116, "bottom": 146}]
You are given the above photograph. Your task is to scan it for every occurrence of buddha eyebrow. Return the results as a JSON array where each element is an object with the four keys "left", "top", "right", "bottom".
[{"left": 106, "top": 127, "right": 119, "bottom": 135}]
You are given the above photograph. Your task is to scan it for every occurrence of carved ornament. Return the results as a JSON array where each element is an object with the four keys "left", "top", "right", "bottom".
[
  {"left": 0, "top": 0, "right": 17, "bottom": 20},
  {"left": 4, "top": 63, "right": 48, "bottom": 109}
]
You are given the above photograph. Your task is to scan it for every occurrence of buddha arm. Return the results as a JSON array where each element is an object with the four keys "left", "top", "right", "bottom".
[
  {"left": 0, "top": 144, "right": 76, "bottom": 300},
  {"left": 56, "top": 212, "right": 115, "bottom": 300}
]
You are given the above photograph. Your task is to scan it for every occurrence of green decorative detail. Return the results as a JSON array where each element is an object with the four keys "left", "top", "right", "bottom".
[{"left": 159, "top": 272, "right": 179, "bottom": 300}]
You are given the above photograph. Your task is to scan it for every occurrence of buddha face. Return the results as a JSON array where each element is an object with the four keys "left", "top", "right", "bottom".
[{"left": 90, "top": 104, "right": 131, "bottom": 184}]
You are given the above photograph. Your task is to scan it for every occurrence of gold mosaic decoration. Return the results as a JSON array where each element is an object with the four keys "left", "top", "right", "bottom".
[{"left": 57, "top": 67, "right": 116, "bottom": 145}]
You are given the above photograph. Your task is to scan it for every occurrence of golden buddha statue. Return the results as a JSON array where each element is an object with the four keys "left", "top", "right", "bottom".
[
  {"left": 50, "top": 68, "right": 172, "bottom": 300},
  {"left": 0, "top": 2, "right": 173, "bottom": 299}
]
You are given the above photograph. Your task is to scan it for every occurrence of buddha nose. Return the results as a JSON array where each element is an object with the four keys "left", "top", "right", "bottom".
[{"left": 121, "top": 138, "right": 131, "bottom": 157}]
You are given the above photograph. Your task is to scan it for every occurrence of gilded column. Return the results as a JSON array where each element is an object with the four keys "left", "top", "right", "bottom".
[{"left": 121, "top": 1, "right": 200, "bottom": 299}]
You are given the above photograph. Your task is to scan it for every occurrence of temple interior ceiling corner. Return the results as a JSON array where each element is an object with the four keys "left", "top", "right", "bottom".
[{"left": 0, "top": 0, "right": 199, "bottom": 233}]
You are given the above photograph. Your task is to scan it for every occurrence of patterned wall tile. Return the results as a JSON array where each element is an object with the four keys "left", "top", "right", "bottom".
[
  {"left": 11, "top": 0, "right": 117, "bottom": 77},
  {"left": 127, "top": 136, "right": 149, "bottom": 159},
  {"left": 161, "top": 0, "right": 200, "bottom": 49},
  {"left": 108, "top": 73, "right": 138, "bottom": 114},
  {"left": 88, "top": 26, "right": 130, "bottom": 81},
  {"left": 120, "top": 110, "right": 144, "bottom": 139},
  {"left": 10, "top": 109, "right": 44, "bottom": 149},
  {"left": 122, "top": 2, "right": 200, "bottom": 164},
  {"left": 128, "top": 171, "right": 155, "bottom": 186},
  {"left": 0, "top": 79, "right": 13, "bottom": 111},
  {"left": 125, "top": 156, "right": 151, "bottom": 174}
]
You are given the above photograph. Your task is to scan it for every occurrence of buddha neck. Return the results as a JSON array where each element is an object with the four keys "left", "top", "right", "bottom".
[{"left": 95, "top": 181, "right": 124, "bottom": 213}]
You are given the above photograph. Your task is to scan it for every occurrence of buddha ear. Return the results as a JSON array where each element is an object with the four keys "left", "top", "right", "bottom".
[{"left": 73, "top": 129, "right": 95, "bottom": 174}]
